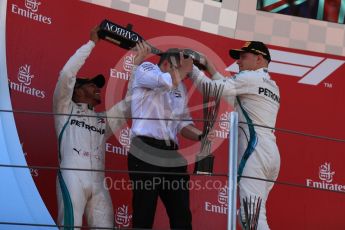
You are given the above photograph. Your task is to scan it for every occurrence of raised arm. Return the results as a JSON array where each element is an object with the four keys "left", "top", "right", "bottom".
[
  {"left": 203, "top": 55, "right": 227, "bottom": 81},
  {"left": 189, "top": 61, "right": 237, "bottom": 106},
  {"left": 104, "top": 41, "right": 152, "bottom": 139},
  {"left": 53, "top": 26, "right": 99, "bottom": 115},
  {"left": 189, "top": 64, "right": 226, "bottom": 97}
]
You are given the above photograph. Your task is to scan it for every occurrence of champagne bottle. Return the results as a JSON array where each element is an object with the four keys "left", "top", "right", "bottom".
[
  {"left": 98, "top": 19, "right": 162, "bottom": 54},
  {"left": 98, "top": 19, "right": 207, "bottom": 69},
  {"left": 182, "top": 49, "right": 207, "bottom": 70}
]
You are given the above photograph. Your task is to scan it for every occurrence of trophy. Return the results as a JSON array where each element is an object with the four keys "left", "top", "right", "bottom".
[
  {"left": 241, "top": 196, "right": 262, "bottom": 230},
  {"left": 98, "top": 19, "right": 207, "bottom": 69},
  {"left": 194, "top": 82, "right": 224, "bottom": 174}
]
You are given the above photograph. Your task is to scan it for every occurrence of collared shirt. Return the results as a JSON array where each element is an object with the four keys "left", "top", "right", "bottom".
[{"left": 130, "top": 62, "right": 193, "bottom": 144}]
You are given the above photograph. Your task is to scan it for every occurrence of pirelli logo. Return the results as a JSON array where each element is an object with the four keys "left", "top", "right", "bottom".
[{"left": 226, "top": 49, "right": 344, "bottom": 86}]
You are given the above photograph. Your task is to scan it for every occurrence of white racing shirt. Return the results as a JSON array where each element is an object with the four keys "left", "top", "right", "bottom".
[
  {"left": 53, "top": 40, "right": 129, "bottom": 173},
  {"left": 130, "top": 62, "right": 193, "bottom": 144},
  {"left": 190, "top": 65, "right": 281, "bottom": 230}
]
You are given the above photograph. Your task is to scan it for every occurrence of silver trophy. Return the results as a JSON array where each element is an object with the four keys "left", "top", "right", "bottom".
[
  {"left": 241, "top": 196, "right": 262, "bottom": 230},
  {"left": 194, "top": 82, "right": 224, "bottom": 174}
]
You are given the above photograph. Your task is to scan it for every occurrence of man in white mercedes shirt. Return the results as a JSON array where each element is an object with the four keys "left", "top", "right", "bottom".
[
  {"left": 191, "top": 41, "right": 280, "bottom": 230},
  {"left": 53, "top": 26, "right": 131, "bottom": 229},
  {"left": 128, "top": 45, "right": 204, "bottom": 229}
]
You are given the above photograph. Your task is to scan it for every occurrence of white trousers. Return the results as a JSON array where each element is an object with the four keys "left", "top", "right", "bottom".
[
  {"left": 238, "top": 133, "right": 280, "bottom": 230},
  {"left": 56, "top": 170, "right": 114, "bottom": 229}
]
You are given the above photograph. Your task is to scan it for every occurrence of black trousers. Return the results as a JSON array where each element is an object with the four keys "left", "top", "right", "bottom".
[{"left": 128, "top": 136, "right": 192, "bottom": 229}]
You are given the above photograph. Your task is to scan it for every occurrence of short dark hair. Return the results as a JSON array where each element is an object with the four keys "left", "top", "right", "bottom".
[{"left": 158, "top": 48, "right": 182, "bottom": 67}]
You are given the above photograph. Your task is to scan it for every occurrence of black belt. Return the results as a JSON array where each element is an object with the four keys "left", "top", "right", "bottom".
[{"left": 135, "top": 136, "right": 178, "bottom": 150}]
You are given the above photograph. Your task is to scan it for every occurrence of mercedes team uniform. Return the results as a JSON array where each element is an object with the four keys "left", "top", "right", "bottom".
[
  {"left": 128, "top": 61, "right": 193, "bottom": 229},
  {"left": 53, "top": 40, "right": 129, "bottom": 229},
  {"left": 191, "top": 66, "right": 280, "bottom": 230}
]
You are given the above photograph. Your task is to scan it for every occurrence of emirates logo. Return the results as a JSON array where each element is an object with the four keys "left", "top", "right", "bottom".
[
  {"left": 8, "top": 64, "right": 46, "bottom": 99},
  {"left": 217, "top": 186, "right": 228, "bottom": 205},
  {"left": 218, "top": 112, "right": 230, "bottom": 131},
  {"left": 110, "top": 54, "right": 134, "bottom": 81},
  {"left": 25, "top": 0, "right": 41, "bottom": 12},
  {"left": 205, "top": 185, "right": 228, "bottom": 215},
  {"left": 11, "top": 0, "right": 52, "bottom": 25},
  {"left": 123, "top": 54, "right": 135, "bottom": 72},
  {"left": 319, "top": 162, "right": 335, "bottom": 183},
  {"left": 115, "top": 205, "right": 132, "bottom": 227},
  {"left": 306, "top": 162, "right": 344, "bottom": 192},
  {"left": 18, "top": 64, "right": 34, "bottom": 86},
  {"left": 119, "top": 127, "right": 131, "bottom": 150}
]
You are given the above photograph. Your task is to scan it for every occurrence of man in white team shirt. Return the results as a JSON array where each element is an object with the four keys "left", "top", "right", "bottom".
[
  {"left": 128, "top": 47, "right": 204, "bottom": 229},
  {"left": 53, "top": 26, "right": 131, "bottom": 229},
  {"left": 191, "top": 41, "right": 280, "bottom": 230}
]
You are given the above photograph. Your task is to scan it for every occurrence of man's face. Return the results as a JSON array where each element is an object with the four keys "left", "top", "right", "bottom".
[
  {"left": 236, "top": 52, "right": 260, "bottom": 71},
  {"left": 80, "top": 83, "right": 102, "bottom": 105},
  {"left": 160, "top": 57, "right": 179, "bottom": 73}
]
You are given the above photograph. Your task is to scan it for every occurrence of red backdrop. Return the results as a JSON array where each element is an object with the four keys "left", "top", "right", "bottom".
[{"left": 6, "top": 0, "right": 345, "bottom": 229}]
